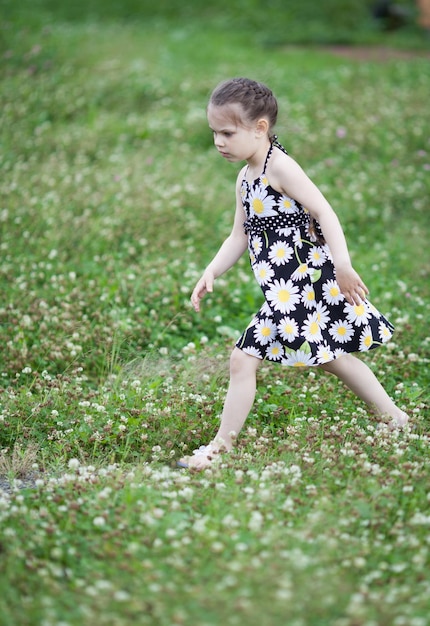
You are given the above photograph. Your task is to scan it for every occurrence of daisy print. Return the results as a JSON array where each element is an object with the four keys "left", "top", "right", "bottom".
[
  {"left": 277, "top": 316, "right": 299, "bottom": 343},
  {"left": 291, "top": 263, "right": 310, "bottom": 282},
  {"left": 266, "top": 341, "right": 284, "bottom": 361},
  {"left": 278, "top": 195, "right": 297, "bottom": 214},
  {"left": 359, "top": 325, "right": 374, "bottom": 351},
  {"left": 322, "top": 279, "right": 344, "bottom": 305},
  {"left": 307, "top": 246, "right": 327, "bottom": 267},
  {"left": 242, "top": 346, "right": 263, "bottom": 359},
  {"left": 379, "top": 321, "right": 393, "bottom": 343},
  {"left": 301, "top": 312, "right": 323, "bottom": 343},
  {"left": 248, "top": 184, "right": 278, "bottom": 218},
  {"left": 293, "top": 229, "right": 304, "bottom": 249},
  {"left": 259, "top": 301, "right": 273, "bottom": 317},
  {"left": 301, "top": 284, "right": 316, "bottom": 309},
  {"left": 282, "top": 350, "right": 316, "bottom": 367},
  {"left": 253, "top": 260, "right": 275, "bottom": 286},
  {"left": 333, "top": 347, "right": 347, "bottom": 359},
  {"left": 316, "top": 343, "right": 334, "bottom": 364},
  {"left": 314, "top": 302, "right": 330, "bottom": 329},
  {"left": 344, "top": 302, "right": 372, "bottom": 327},
  {"left": 251, "top": 235, "right": 263, "bottom": 257},
  {"left": 278, "top": 226, "right": 294, "bottom": 238},
  {"left": 265, "top": 278, "right": 301, "bottom": 314},
  {"left": 268, "top": 241, "right": 294, "bottom": 266},
  {"left": 253, "top": 318, "right": 277, "bottom": 345},
  {"left": 328, "top": 319, "right": 354, "bottom": 344}
]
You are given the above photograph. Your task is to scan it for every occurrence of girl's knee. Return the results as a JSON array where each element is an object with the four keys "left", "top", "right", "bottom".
[{"left": 230, "top": 347, "right": 260, "bottom": 376}]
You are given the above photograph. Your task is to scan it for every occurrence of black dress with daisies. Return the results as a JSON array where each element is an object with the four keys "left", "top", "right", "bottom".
[{"left": 235, "top": 140, "right": 394, "bottom": 367}]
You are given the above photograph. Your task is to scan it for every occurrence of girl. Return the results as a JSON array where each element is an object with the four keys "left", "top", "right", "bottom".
[{"left": 178, "top": 77, "right": 408, "bottom": 470}]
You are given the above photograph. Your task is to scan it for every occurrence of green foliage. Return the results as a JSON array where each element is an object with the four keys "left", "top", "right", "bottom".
[
  {"left": 0, "top": 2, "right": 429, "bottom": 625},
  {"left": 0, "top": 0, "right": 423, "bottom": 47}
]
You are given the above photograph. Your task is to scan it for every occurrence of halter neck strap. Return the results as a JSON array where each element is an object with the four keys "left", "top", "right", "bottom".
[{"left": 262, "top": 136, "right": 288, "bottom": 173}]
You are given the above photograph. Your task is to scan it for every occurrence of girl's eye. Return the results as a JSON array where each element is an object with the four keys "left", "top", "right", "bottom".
[{"left": 212, "top": 130, "right": 233, "bottom": 138}]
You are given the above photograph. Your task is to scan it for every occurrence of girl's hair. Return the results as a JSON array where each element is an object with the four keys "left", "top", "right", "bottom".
[{"left": 209, "top": 77, "right": 278, "bottom": 136}]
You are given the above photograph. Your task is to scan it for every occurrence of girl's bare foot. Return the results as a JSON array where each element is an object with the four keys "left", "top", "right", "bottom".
[
  {"left": 388, "top": 410, "right": 409, "bottom": 431},
  {"left": 177, "top": 444, "right": 219, "bottom": 470},
  {"left": 177, "top": 439, "right": 230, "bottom": 470}
]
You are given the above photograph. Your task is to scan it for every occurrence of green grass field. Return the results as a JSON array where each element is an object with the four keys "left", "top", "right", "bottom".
[{"left": 0, "top": 1, "right": 429, "bottom": 624}]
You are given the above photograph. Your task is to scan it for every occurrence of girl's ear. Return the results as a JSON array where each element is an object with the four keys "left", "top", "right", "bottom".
[{"left": 256, "top": 118, "right": 269, "bottom": 136}]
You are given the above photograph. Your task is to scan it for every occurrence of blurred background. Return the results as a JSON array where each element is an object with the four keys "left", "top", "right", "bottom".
[{"left": 1, "top": 0, "right": 428, "bottom": 45}]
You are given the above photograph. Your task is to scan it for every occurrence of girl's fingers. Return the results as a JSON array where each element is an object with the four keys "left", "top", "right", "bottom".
[
  {"left": 191, "top": 290, "right": 202, "bottom": 311},
  {"left": 191, "top": 274, "right": 214, "bottom": 312},
  {"left": 348, "top": 285, "right": 369, "bottom": 306}
]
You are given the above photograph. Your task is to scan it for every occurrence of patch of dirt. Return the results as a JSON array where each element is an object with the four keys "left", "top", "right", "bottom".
[{"left": 326, "top": 45, "right": 430, "bottom": 61}]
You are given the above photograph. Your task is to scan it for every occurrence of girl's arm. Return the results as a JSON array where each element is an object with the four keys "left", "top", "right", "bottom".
[
  {"left": 271, "top": 152, "right": 369, "bottom": 307},
  {"left": 191, "top": 171, "right": 249, "bottom": 312}
]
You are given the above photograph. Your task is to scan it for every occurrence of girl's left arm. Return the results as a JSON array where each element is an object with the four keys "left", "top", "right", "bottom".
[{"left": 274, "top": 154, "right": 369, "bottom": 306}]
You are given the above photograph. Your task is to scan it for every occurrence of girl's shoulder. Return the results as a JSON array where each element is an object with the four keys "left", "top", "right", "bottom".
[
  {"left": 235, "top": 165, "right": 248, "bottom": 194},
  {"left": 271, "top": 144, "right": 298, "bottom": 169},
  {"left": 268, "top": 147, "right": 303, "bottom": 190},
  {"left": 236, "top": 164, "right": 248, "bottom": 185}
]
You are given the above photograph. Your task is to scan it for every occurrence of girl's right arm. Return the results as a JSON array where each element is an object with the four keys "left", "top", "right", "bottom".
[{"left": 191, "top": 171, "right": 248, "bottom": 312}]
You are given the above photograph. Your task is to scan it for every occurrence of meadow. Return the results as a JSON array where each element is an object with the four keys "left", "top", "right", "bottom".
[{"left": 0, "top": 1, "right": 429, "bottom": 624}]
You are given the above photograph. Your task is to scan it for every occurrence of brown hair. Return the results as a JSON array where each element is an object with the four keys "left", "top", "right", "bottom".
[{"left": 209, "top": 77, "right": 278, "bottom": 137}]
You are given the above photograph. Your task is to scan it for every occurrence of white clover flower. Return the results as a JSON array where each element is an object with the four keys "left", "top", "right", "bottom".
[
  {"left": 410, "top": 512, "right": 430, "bottom": 526},
  {"left": 113, "top": 590, "right": 130, "bottom": 602},
  {"left": 182, "top": 341, "right": 196, "bottom": 354},
  {"left": 211, "top": 542, "right": 224, "bottom": 553},
  {"left": 193, "top": 517, "right": 208, "bottom": 534},
  {"left": 93, "top": 516, "right": 106, "bottom": 528},
  {"left": 248, "top": 511, "right": 264, "bottom": 532},
  {"left": 68, "top": 458, "right": 80, "bottom": 470},
  {"left": 98, "top": 487, "right": 112, "bottom": 500},
  {"left": 281, "top": 497, "right": 295, "bottom": 512}
]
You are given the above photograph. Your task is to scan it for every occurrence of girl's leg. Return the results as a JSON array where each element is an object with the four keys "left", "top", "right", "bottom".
[
  {"left": 180, "top": 347, "right": 260, "bottom": 469},
  {"left": 319, "top": 353, "right": 408, "bottom": 428}
]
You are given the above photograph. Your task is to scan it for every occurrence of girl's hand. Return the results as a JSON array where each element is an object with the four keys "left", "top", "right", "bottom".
[
  {"left": 191, "top": 270, "right": 214, "bottom": 312},
  {"left": 335, "top": 264, "right": 369, "bottom": 306}
]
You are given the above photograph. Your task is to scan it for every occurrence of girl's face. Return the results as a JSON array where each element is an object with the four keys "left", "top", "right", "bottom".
[{"left": 207, "top": 103, "right": 261, "bottom": 163}]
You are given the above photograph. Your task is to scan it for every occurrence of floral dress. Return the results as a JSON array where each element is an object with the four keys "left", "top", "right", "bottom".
[{"left": 235, "top": 140, "right": 394, "bottom": 367}]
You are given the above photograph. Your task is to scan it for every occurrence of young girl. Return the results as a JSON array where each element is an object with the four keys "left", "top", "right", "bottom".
[{"left": 178, "top": 77, "right": 408, "bottom": 470}]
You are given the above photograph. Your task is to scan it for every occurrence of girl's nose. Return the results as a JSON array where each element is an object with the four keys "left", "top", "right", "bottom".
[{"left": 214, "top": 134, "right": 224, "bottom": 148}]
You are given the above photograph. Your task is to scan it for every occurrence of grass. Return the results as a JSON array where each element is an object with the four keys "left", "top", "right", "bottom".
[{"left": 0, "top": 1, "right": 429, "bottom": 625}]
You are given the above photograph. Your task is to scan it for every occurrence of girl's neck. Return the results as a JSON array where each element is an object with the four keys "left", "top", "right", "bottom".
[{"left": 246, "top": 138, "right": 272, "bottom": 179}]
